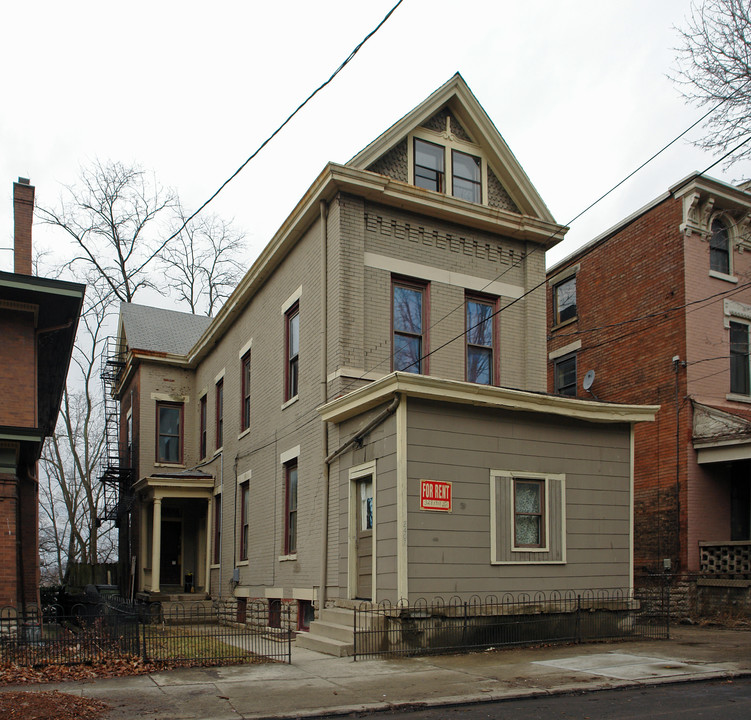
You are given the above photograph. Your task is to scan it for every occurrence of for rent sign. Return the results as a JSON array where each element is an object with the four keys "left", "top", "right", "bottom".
[{"left": 420, "top": 479, "right": 452, "bottom": 512}]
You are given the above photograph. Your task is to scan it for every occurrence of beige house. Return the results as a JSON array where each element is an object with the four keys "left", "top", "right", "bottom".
[{"left": 109, "top": 75, "right": 656, "bottom": 631}]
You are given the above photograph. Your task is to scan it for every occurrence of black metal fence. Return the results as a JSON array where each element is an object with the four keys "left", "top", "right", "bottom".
[
  {"left": 0, "top": 598, "right": 291, "bottom": 667},
  {"left": 353, "top": 584, "right": 670, "bottom": 660}
]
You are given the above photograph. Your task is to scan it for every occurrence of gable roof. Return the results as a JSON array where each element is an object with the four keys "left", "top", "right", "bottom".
[
  {"left": 120, "top": 302, "right": 212, "bottom": 355},
  {"left": 348, "top": 73, "right": 555, "bottom": 223}
]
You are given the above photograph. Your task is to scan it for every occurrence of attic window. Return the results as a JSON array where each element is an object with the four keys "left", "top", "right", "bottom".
[{"left": 410, "top": 118, "right": 487, "bottom": 205}]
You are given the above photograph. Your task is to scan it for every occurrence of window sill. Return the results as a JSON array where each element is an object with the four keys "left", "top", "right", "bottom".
[
  {"left": 726, "top": 393, "right": 751, "bottom": 404},
  {"left": 213, "top": 447, "right": 223, "bottom": 457},
  {"left": 710, "top": 270, "right": 738, "bottom": 283},
  {"left": 236, "top": 560, "right": 249, "bottom": 567},
  {"left": 237, "top": 427, "right": 251, "bottom": 441},
  {"left": 511, "top": 546, "right": 551, "bottom": 553},
  {"left": 155, "top": 462, "right": 185, "bottom": 468},
  {"left": 551, "top": 316, "right": 578, "bottom": 331},
  {"left": 210, "top": 564, "right": 220, "bottom": 570},
  {"left": 281, "top": 395, "right": 299, "bottom": 411},
  {"left": 278, "top": 553, "right": 297, "bottom": 562}
]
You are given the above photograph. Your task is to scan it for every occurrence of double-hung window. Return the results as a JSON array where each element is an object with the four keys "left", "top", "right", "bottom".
[
  {"left": 215, "top": 378, "right": 224, "bottom": 449},
  {"left": 285, "top": 303, "right": 299, "bottom": 401},
  {"left": 392, "top": 279, "right": 427, "bottom": 373},
  {"left": 284, "top": 461, "right": 298, "bottom": 555},
  {"left": 710, "top": 218, "right": 731, "bottom": 275},
  {"left": 156, "top": 402, "right": 182, "bottom": 464},
  {"left": 514, "top": 479, "right": 544, "bottom": 548},
  {"left": 554, "top": 354, "right": 577, "bottom": 397},
  {"left": 730, "top": 321, "right": 750, "bottom": 395},
  {"left": 452, "top": 149, "right": 481, "bottom": 203},
  {"left": 199, "top": 395, "right": 207, "bottom": 459},
  {"left": 413, "top": 136, "right": 483, "bottom": 203},
  {"left": 466, "top": 295, "right": 495, "bottom": 384},
  {"left": 241, "top": 351, "right": 251, "bottom": 431},
  {"left": 554, "top": 276, "right": 577, "bottom": 325},
  {"left": 414, "top": 138, "right": 445, "bottom": 193},
  {"left": 239, "top": 481, "right": 250, "bottom": 562}
]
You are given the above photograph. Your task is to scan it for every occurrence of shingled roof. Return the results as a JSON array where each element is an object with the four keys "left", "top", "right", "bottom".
[{"left": 120, "top": 303, "right": 212, "bottom": 356}]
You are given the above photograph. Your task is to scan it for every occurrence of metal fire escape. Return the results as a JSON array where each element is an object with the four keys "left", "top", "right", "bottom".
[{"left": 99, "top": 336, "right": 133, "bottom": 522}]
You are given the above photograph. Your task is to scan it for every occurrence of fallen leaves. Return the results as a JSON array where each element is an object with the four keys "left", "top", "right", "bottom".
[{"left": 0, "top": 690, "right": 108, "bottom": 720}]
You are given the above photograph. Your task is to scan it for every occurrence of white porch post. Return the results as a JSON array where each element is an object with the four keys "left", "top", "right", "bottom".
[
  {"left": 139, "top": 501, "right": 148, "bottom": 592},
  {"left": 151, "top": 497, "right": 162, "bottom": 593},
  {"left": 204, "top": 497, "right": 213, "bottom": 595}
]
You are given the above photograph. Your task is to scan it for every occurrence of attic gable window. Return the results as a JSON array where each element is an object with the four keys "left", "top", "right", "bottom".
[{"left": 410, "top": 118, "right": 487, "bottom": 205}]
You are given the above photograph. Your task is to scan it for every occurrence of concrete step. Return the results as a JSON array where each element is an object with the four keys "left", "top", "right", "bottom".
[
  {"left": 319, "top": 607, "right": 354, "bottom": 626},
  {"left": 296, "top": 631, "right": 353, "bottom": 657}
]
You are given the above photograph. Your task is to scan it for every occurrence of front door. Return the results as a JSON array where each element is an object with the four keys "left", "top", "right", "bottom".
[
  {"left": 160, "top": 519, "right": 182, "bottom": 586},
  {"left": 356, "top": 477, "right": 373, "bottom": 600}
]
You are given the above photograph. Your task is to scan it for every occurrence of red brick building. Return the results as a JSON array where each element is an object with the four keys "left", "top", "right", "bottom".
[
  {"left": 0, "top": 178, "right": 84, "bottom": 610},
  {"left": 547, "top": 173, "right": 751, "bottom": 578}
]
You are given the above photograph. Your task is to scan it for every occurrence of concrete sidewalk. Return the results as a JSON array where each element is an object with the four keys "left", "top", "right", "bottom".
[{"left": 4, "top": 625, "right": 750, "bottom": 719}]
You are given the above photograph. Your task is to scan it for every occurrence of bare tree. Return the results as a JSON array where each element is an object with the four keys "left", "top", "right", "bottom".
[
  {"left": 36, "top": 159, "right": 176, "bottom": 303},
  {"left": 161, "top": 203, "right": 246, "bottom": 316},
  {"left": 38, "top": 286, "right": 111, "bottom": 580},
  {"left": 35, "top": 159, "right": 248, "bottom": 583},
  {"left": 673, "top": 0, "right": 751, "bottom": 163}
]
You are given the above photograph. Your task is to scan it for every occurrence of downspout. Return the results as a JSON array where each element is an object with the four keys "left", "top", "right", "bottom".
[
  {"left": 319, "top": 200, "right": 330, "bottom": 610},
  {"left": 325, "top": 395, "right": 401, "bottom": 465}
]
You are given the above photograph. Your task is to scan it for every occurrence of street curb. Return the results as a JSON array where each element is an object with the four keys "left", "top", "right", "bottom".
[{"left": 242, "top": 670, "right": 751, "bottom": 720}]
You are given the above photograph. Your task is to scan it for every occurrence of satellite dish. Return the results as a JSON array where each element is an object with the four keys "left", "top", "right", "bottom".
[{"left": 582, "top": 370, "right": 596, "bottom": 392}]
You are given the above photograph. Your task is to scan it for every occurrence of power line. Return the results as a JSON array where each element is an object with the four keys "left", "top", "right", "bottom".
[
  {"left": 144, "top": 0, "right": 405, "bottom": 268},
  {"left": 337, "top": 124, "right": 751, "bottom": 396}
]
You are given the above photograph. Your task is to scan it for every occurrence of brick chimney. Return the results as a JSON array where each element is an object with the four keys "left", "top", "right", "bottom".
[{"left": 13, "top": 177, "right": 34, "bottom": 275}]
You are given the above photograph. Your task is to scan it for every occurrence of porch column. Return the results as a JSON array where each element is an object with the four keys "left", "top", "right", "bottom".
[
  {"left": 139, "top": 501, "right": 148, "bottom": 593},
  {"left": 204, "top": 497, "right": 213, "bottom": 595},
  {"left": 151, "top": 497, "right": 162, "bottom": 593}
]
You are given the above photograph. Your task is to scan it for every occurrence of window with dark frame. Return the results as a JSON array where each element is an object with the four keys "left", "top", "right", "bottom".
[
  {"left": 554, "top": 354, "right": 577, "bottom": 397},
  {"left": 730, "top": 321, "right": 750, "bottom": 395},
  {"left": 240, "top": 481, "right": 249, "bottom": 561},
  {"left": 285, "top": 303, "right": 299, "bottom": 401},
  {"left": 284, "top": 461, "right": 298, "bottom": 555},
  {"left": 554, "top": 276, "right": 577, "bottom": 325},
  {"left": 156, "top": 402, "right": 182, "bottom": 464},
  {"left": 414, "top": 138, "right": 444, "bottom": 193},
  {"left": 241, "top": 351, "right": 251, "bottom": 431},
  {"left": 213, "top": 493, "right": 221, "bottom": 565},
  {"left": 452, "top": 149, "right": 481, "bottom": 203},
  {"left": 392, "top": 279, "right": 426, "bottom": 373},
  {"left": 126, "top": 411, "right": 133, "bottom": 467},
  {"left": 466, "top": 295, "right": 495, "bottom": 384},
  {"left": 199, "top": 395, "right": 207, "bottom": 459},
  {"left": 710, "top": 218, "right": 731, "bottom": 275},
  {"left": 298, "top": 599, "right": 315, "bottom": 631},
  {"left": 514, "top": 478, "right": 544, "bottom": 548},
  {"left": 215, "top": 378, "right": 223, "bottom": 449},
  {"left": 268, "top": 598, "right": 281, "bottom": 629}
]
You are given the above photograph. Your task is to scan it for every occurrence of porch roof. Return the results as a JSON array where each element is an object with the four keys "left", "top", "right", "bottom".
[
  {"left": 693, "top": 401, "right": 751, "bottom": 464},
  {"left": 319, "top": 372, "right": 659, "bottom": 424}
]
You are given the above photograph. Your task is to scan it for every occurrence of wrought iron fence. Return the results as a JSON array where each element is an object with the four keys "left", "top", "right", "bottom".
[
  {"left": 0, "top": 597, "right": 291, "bottom": 667},
  {"left": 353, "top": 584, "right": 670, "bottom": 660}
]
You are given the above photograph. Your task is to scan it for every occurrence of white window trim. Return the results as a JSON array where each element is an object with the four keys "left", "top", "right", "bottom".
[
  {"left": 280, "top": 445, "right": 300, "bottom": 465},
  {"left": 548, "top": 340, "right": 581, "bottom": 361},
  {"left": 281, "top": 286, "right": 302, "bottom": 315},
  {"left": 489, "top": 470, "right": 566, "bottom": 565},
  {"left": 214, "top": 368, "right": 225, "bottom": 384},
  {"left": 238, "top": 338, "right": 253, "bottom": 359},
  {"left": 408, "top": 126, "right": 488, "bottom": 205}
]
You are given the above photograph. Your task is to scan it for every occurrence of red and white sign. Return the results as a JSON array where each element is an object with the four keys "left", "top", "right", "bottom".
[{"left": 420, "top": 479, "right": 452, "bottom": 512}]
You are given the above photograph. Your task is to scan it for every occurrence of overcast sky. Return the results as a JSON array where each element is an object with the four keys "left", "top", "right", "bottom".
[{"left": 2, "top": 0, "right": 750, "bottom": 290}]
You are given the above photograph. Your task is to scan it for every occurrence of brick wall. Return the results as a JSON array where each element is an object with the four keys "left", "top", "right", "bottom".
[
  {"left": 547, "top": 197, "right": 689, "bottom": 572},
  {"left": 0, "top": 310, "right": 37, "bottom": 428}
]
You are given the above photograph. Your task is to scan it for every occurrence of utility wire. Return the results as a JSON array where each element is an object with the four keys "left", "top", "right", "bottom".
[
  {"left": 144, "top": 0, "right": 405, "bottom": 268},
  {"left": 337, "top": 124, "right": 751, "bottom": 397}
]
